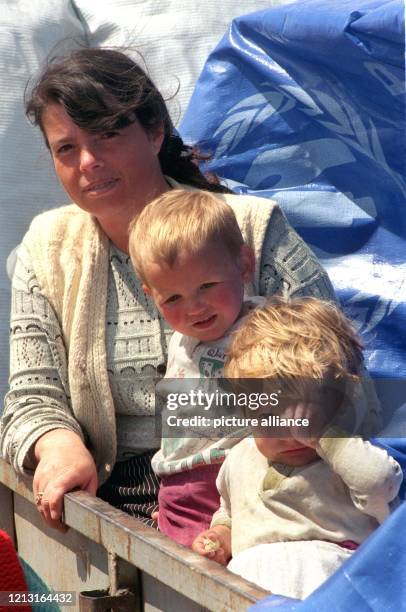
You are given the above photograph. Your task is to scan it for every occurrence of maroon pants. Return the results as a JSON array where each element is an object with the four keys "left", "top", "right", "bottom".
[{"left": 158, "top": 464, "right": 221, "bottom": 547}]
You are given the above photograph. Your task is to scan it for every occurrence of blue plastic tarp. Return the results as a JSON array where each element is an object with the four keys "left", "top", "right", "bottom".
[
  {"left": 180, "top": 1, "right": 406, "bottom": 609},
  {"left": 180, "top": 0, "right": 406, "bottom": 420}
]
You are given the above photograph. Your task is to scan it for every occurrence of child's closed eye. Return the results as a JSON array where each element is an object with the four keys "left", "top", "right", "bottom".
[{"left": 200, "top": 282, "right": 217, "bottom": 290}]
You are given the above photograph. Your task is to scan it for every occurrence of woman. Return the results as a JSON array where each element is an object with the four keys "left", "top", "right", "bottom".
[{"left": 0, "top": 48, "right": 378, "bottom": 535}]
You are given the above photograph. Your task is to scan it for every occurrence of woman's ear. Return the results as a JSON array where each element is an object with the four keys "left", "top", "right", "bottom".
[
  {"left": 142, "top": 283, "right": 151, "bottom": 296},
  {"left": 149, "top": 123, "right": 165, "bottom": 155},
  {"left": 239, "top": 244, "right": 255, "bottom": 282}
]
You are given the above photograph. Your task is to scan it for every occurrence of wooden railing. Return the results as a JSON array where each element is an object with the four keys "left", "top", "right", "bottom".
[{"left": 0, "top": 458, "right": 269, "bottom": 612}]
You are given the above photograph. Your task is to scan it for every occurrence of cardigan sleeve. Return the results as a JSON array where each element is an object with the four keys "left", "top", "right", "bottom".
[
  {"left": 259, "top": 206, "right": 336, "bottom": 301},
  {"left": 0, "top": 245, "right": 85, "bottom": 476}
]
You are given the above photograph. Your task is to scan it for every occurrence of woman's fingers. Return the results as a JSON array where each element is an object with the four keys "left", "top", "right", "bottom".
[
  {"left": 33, "top": 441, "right": 98, "bottom": 530},
  {"left": 37, "top": 495, "right": 69, "bottom": 533},
  {"left": 34, "top": 474, "right": 95, "bottom": 530},
  {"left": 47, "top": 468, "right": 98, "bottom": 521},
  {"left": 33, "top": 483, "right": 68, "bottom": 532}
]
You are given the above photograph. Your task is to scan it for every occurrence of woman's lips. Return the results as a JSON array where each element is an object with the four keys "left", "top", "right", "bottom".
[{"left": 84, "top": 178, "right": 119, "bottom": 194}]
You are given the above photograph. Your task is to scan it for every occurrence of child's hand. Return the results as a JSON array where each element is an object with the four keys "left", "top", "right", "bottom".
[
  {"left": 286, "top": 402, "right": 326, "bottom": 448},
  {"left": 192, "top": 526, "right": 231, "bottom": 566}
]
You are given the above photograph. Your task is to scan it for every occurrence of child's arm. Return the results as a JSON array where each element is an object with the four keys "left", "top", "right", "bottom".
[
  {"left": 289, "top": 402, "right": 402, "bottom": 522},
  {"left": 316, "top": 431, "right": 403, "bottom": 523}
]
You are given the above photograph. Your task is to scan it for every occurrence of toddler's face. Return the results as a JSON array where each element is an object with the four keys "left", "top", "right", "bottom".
[
  {"left": 143, "top": 242, "right": 254, "bottom": 341},
  {"left": 251, "top": 401, "right": 322, "bottom": 466}
]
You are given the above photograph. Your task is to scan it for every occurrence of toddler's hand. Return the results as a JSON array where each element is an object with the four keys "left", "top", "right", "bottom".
[
  {"left": 286, "top": 402, "right": 326, "bottom": 448},
  {"left": 192, "top": 527, "right": 231, "bottom": 566}
]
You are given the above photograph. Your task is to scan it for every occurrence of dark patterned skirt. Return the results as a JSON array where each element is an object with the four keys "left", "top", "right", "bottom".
[{"left": 97, "top": 450, "right": 160, "bottom": 528}]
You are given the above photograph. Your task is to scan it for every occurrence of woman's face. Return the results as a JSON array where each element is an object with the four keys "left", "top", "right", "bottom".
[{"left": 42, "top": 104, "right": 167, "bottom": 221}]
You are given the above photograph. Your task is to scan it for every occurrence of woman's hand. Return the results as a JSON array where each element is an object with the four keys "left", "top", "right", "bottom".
[
  {"left": 192, "top": 525, "right": 231, "bottom": 566},
  {"left": 33, "top": 429, "right": 98, "bottom": 532}
]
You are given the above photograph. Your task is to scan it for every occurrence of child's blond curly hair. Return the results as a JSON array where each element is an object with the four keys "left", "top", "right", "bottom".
[
  {"left": 128, "top": 189, "right": 244, "bottom": 285},
  {"left": 225, "top": 297, "right": 363, "bottom": 403}
]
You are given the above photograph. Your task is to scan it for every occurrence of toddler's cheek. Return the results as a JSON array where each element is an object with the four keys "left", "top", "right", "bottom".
[{"left": 253, "top": 436, "right": 280, "bottom": 461}]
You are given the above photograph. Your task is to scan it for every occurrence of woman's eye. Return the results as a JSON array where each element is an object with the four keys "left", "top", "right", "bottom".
[
  {"left": 56, "top": 144, "right": 73, "bottom": 155},
  {"left": 101, "top": 131, "right": 119, "bottom": 140}
]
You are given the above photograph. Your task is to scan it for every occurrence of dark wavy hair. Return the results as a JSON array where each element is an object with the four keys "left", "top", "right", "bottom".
[{"left": 25, "top": 48, "right": 231, "bottom": 193}]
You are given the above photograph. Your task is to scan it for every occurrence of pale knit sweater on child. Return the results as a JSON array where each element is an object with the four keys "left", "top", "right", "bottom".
[{"left": 211, "top": 436, "right": 402, "bottom": 556}]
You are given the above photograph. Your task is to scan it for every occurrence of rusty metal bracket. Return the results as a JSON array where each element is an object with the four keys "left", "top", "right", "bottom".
[
  {"left": 79, "top": 588, "right": 136, "bottom": 611},
  {"left": 79, "top": 551, "right": 139, "bottom": 611}
]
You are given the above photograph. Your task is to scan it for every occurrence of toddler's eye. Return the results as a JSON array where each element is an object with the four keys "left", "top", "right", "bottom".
[
  {"left": 164, "top": 294, "right": 180, "bottom": 304},
  {"left": 201, "top": 282, "right": 217, "bottom": 290}
]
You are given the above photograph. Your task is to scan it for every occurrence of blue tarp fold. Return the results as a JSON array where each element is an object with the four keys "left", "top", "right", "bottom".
[
  {"left": 181, "top": 1, "right": 405, "bottom": 608},
  {"left": 181, "top": 0, "right": 406, "bottom": 415}
]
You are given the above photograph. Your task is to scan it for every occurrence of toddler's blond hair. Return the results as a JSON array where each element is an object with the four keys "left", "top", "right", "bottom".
[
  {"left": 225, "top": 297, "right": 363, "bottom": 404},
  {"left": 129, "top": 189, "right": 244, "bottom": 285}
]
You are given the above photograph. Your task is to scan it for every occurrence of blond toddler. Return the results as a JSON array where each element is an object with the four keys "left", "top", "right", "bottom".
[
  {"left": 192, "top": 298, "right": 402, "bottom": 598},
  {"left": 129, "top": 189, "right": 258, "bottom": 545}
]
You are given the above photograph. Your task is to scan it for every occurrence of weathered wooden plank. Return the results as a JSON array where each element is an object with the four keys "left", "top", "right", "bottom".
[
  {"left": 0, "top": 459, "right": 269, "bottom": 612},
  {"left": 14, "top": 494, "right": 110, "bottom": 596},
  {"left": 142, "top": 573, "right": 208, "bottom": 612},
  {"left": 0, "top": 459, "right": 32, "bottom": 500},
  {"left": 63, "top": 491, "right": 269, "bottom": 611}
]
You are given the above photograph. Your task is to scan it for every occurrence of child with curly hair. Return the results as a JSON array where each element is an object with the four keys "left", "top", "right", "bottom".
[{"left": 192, "top": 297, "right": 402, "bottom": 599}]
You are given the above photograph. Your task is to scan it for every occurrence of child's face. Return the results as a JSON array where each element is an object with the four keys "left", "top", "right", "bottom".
[
  {"left": 254, "top": 437, "right": 319, "bottom": 466},
  {"left": 143, "top": 242, "right": 254, "bottom": 342},
  {"left": 252, "top": 401, "right": 321, "bottom": 466}
]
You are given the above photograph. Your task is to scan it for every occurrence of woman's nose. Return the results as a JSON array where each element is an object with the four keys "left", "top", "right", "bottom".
[{"left": 79, "top": 146, "right": 103, "bottom": 172}]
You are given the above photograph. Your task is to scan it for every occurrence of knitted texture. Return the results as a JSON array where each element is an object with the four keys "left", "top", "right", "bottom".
[
  {"left": 0, "top": 529, "right": 31, "bottom": 612},
  {"left": 21, "top": 206, "right": 116, "bottom": 483},
  {"left": 19, "top": 558, "right": 61, "bottom": 612},
  {"left": 211, "top": 437, "right": 402, "bottom": 556},
  {"left": 2, "top": 183, "right": 343, "bottom": 481}
]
